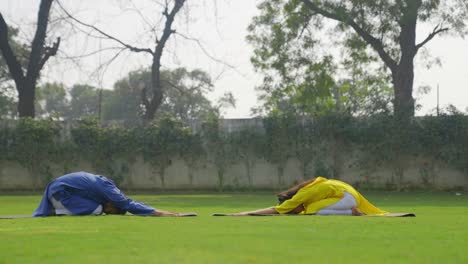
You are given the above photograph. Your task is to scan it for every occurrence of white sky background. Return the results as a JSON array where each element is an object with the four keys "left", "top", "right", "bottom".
[{"left": 1, "top": 0, "right": 467, "bottom": 118}]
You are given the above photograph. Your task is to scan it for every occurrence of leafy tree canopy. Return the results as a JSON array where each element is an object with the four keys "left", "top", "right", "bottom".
[
  {"left": 35, "top": 82, "right": 67, "bottom": 118},
  {"left": 248, "top": 0, "right": 468, "bottom": 118},
  {"left": 104, "top": 67, "right": 217, "bottom": 123}
]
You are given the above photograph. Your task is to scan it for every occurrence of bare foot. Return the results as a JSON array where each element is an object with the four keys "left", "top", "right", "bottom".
[{"left": 352, "top": 207, "right": 365, "bottom": 216}]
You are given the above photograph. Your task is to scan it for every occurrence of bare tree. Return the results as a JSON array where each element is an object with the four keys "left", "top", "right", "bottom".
[
  {"left": 0, "top": 0, "right": 60, "bottom": 118},
  {"left": 58, "top": 0, "right": 186, "bottom": 123}
]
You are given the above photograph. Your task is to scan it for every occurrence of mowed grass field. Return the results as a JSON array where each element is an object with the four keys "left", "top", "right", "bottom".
[{"left": 0, "top": 191, "right": 467, "bottom": 264}]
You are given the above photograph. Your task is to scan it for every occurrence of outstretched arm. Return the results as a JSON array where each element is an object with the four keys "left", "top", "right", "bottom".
[
  {"left": 228, "top": 204, "right": 305, "bottom": 216},
  {"left": 100, "top": 179, "right": 196, "bottom": 216},
  {"left": 152, "top": 209, "right": 185, "bottom": 216},
  {"left": 229, "top": 207, "right": 278, "bottom": 216},
  {"left": 103, "top": 201, "right": 196, "bottom": 216}
]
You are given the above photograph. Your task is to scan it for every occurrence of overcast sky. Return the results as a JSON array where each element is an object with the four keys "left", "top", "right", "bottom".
[{"left": 1, "top": 0, "right": 467, "bottom": 117}]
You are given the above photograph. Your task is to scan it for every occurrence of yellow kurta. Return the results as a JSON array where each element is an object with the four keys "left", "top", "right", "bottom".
[{"left": 274, "top": 177, "right": 388, "bottom": 215}]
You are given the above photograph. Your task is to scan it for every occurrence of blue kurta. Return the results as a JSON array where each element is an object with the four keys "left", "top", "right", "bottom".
[{"left": 33, "top": 171, "right": 156, "bottom": 217}]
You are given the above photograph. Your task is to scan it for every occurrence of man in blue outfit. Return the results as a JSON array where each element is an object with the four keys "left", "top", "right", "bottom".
[{"left": 33, "top": 171, "right": 194, "bottom": 217}]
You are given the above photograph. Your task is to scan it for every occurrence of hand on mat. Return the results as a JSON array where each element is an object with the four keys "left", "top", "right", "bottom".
[
  {"left": 214, "top": 207, "right": 278, "bottom": 216},
  {"left": 154, "top": 210, "right": 197, "bottom": 217},
  {"left": 211, "top": 212, "right": 251, "bottom": 216},
  {"left": 177, "top": 212, "right": 198, "bottom": 217}
]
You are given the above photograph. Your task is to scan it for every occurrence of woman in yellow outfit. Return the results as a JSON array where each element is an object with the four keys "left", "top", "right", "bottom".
[{"left": 230, "top": 177, "right": 387, "bottom": 216}]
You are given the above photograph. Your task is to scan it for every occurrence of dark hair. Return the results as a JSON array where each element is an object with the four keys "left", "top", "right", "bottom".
[
  {"left": 114, "top": 208, "right": 127, "bottom": 215},
  {"left": 276, "top": 178, "right": 316, "bottom": 204},
  {"left": 103, "top": 202, "right": 127, "bottom": 215}
]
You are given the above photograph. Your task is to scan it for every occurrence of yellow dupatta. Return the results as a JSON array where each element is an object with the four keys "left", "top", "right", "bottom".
[{"left": 274, "top": 177, "right": 387, "bottom": 215}]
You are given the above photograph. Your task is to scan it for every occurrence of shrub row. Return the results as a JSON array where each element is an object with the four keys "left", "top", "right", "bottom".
[{"left": 0, "top": 114, "right": 467, "bottom": 189}]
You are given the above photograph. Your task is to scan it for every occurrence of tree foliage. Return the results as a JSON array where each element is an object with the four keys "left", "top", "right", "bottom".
[
  {"left": 57, "top": 0, "right": 186, "bottom": 122},
  {"left": 68, "top": 84, "right": 101, "bottom": 119},
  {"left": 10, "top": 118, "right": 61, "bottom": 188},
  {"left": 0, "top": 0, "right": 60, "bottom": 117},
  {"left": 262, "top": 112, "right": 296, "bottom": 186},
  {"left": 248, "top": 0, "right": 468, "bottom": 119},
  {"left": 104, "top": 67, "right": 215, "bottom": 124},
  {"left": 139, "top": 115, "right": 189, "bottom": 188},
  {"left": 35, "top": 82, "right": 68, "bottom": 118},
  {"left": 229, "top": 126, "right": 265, "bottom": 187},
  {"left": 13, "top": 67, "right": 218, "bottom": 124},
  {"left": 70, "top": 117, "right": 137, "bottom": 184},
  {"left": 201, "top": 112, "right": 238, "bottom": 190}
]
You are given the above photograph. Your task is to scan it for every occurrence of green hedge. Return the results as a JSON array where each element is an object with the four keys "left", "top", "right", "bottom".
[{"left": 1, "top": 114, "right": 467, "bottom": 190}]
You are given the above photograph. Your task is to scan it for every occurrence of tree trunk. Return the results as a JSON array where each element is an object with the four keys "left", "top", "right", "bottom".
[
  {"left": 17, "top": 81, "right": 36, "bottom": 118},
  {"left": 301, "top": 0, "right": 440, "bottom": 121},
  {"left": 0, "top": 0, "right": 58, "bottom": 118},
  {"left": 142, "top": 103, "right": 157, "bottom": 123},
  {"left": 142, "top": 63, "right": 163, "bottom": 122},
  {"left": 392, "top": 0, "right": 418, "bottom": 120},
  {"left": 392, "top": 66, "right": 415, "bottom": 120},
  {"left": 141, "top": 0, "right": 185, "bottom": 123}
]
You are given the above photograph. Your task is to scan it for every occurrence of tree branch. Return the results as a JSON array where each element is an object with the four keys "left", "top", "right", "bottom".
[
  {"left": 153, "top": 0, "right": 185, "bottom": 62},
  {"left": 128, "top": 0, "right": 157, "bottom": 34},
  {"left": 0, "top": 13, "right": 25, "bottom": 85},
  {"left": 161, "top": 79, "right": 186, "bottom": 94},
  {"left": 57, "top": 46, "right": 124, "bottom": 59},
  {"left": 148, "top": 0, "right": 186, "bottom": 114},
  {"left": 141, "top": 86, "right": 150, "bottom": 110},
  {"left": 56, "top": 0, "right": 154, "bottom": 55},
  {"left": 89, "top": 47, "right": 127, "bottom": 86},
  {"left": 26, "top": 0, "right": 54, "bottom": 84},
  {"left": 301, "top": 0, "right": 398, "bottom": 71},
  {"left": 415, "top": 24, "right": 449, "bottom": 51},
  {"left": 37, "top": 37, "right": 61, "bottom": 73},
  {"left": 175, "top": 32, "right": 236, "bottom": 70}
]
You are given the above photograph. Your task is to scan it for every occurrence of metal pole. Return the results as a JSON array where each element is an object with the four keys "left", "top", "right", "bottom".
[
  {"left": 98, "top": 88, "right": 103, "bottom": 123},
  {"left": 436, "top": 84, "right": 439, "bottom": 116}
]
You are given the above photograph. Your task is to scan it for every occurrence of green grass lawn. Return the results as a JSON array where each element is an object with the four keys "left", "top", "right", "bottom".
[{"left": 0, "top": 191, "right": 467, "bottom": 264}]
